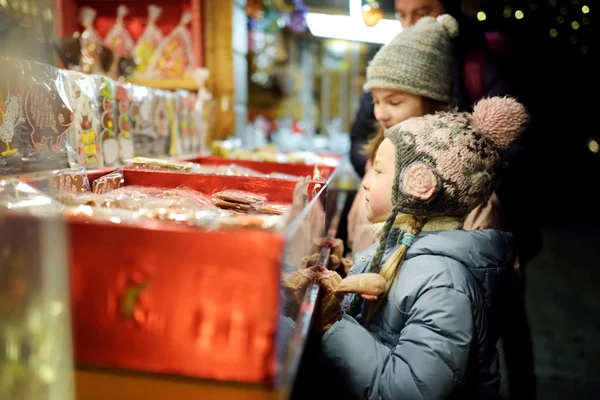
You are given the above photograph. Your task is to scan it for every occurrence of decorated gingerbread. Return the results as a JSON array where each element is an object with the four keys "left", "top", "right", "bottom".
[
  {"left": 116, "top": 84, "right": 134, "bottom": 162},
  {"left": 97, "top": 77, "right": 119, "bottom": 166}
]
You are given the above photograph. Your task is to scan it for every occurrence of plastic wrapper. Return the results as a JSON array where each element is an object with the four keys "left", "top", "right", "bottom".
[
  {"left": 3, "top": 60, "right": 75, "bottom": 173},
  {"left": 79, "top": 7, "right": 102, "bottom": 74},
  {"left": 104, "top": 6, "right": 135, "bottom": 59},
  {"left": 191, "top": 69, "right": 211, "bottom": 153},
  {"left": 66, "top": 71, "right": 102, "bottom": 168},
  {"left": 95, "top": 76, "right": 119, "bottom": 166},
  {"left": 146, "top": 12, "right": 194, "bottom": 79},
  {"left": 175, "top": 90, "right": 194, "bottom": 154},
  {"left": 256, "top": 202, "right": 290, "bottom": 215},
  {"left": 48, "top": 167, "right": 91, "bottom": 194},
  {"left": 115, "top": 83, "right": 134, "bottom": 162},
  {"left": 92, "top": 169, "right": 124, "bottom": 194},
  {"left": 212, "top": 189, "right": 267, "bottom": 212},
  {"left": 129, "top": 156, "right": 199, "bottom": 172},
  {"left": 0, "top": 57, "right": 25, "bottom": 175},
  {"left": 152, "top": 90, "right": 171, "bottom": 156},
  {"left": 0, "top": 211, "right": 74, "bottom": 399},
  {"left": 0, "top": 178, "right": 66, "bottom": 217},
  {"left": 129, "top": 85, "right": 155, "bottom": 157},
  {"left": 133, "top": 5, "right": 164, "bottom": 77},
  {"left": 63, "top": 204, "right": 145, "bottom": 224}
]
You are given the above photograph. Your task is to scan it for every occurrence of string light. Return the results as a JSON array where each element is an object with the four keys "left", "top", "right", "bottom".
[
  {"left": 570, "top": 35, "right": 578, "bottom": 43},
  {"left": 549, "top": 28, "right": 558, "bottom": 37},
  {"left": 572, "top": 21, "right": 580, "bottom": 29},
  {"left": 515, "top": 10, "right": 524, "bottom": 19},
  {"left": 582, "top": 17, "right": 589, "bottom": 24},
  {"left": 581, "top": 45, "right": 588, "bottom": 54},
  {"left": 588, "top": 139, "right": 599, "bottom": 153},
  {"left": 557, "top": 15, "right": 565, "bottom": 23},
  {"left": 503, "top": 6, "right": 513, "bottom": 18},
  {"left": 549, "top": 0, "right": 557, "bottom": 6},
  {"left": 581, "top": 5, "right": 590, "bottom": 13},
  {"left": 477, "top": 11, "right": 487, "bottom": 21}
]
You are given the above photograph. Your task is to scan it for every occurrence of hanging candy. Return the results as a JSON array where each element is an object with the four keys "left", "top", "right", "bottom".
[
  {"left": 104, "top": 5, "right": 135, "bottom": 58},
  {"left": 133, "top": 5, "right": 164, "bottom": 76},
  {"left": 288, "top": 3, "right": 308, "bottom": 33},
  {"left": 362, "top": 1, "right": 384, "bottom": 27},
  {"left": 79, "top": 7, "right": 102, "bottom": 74},
  {"left": 146, "top": 11, "right": 195, "bottom": 79}
]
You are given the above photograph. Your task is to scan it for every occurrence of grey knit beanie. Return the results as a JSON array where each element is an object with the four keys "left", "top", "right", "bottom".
[{"left": 363, "top": 14, "right": 459, "bottom": 103}]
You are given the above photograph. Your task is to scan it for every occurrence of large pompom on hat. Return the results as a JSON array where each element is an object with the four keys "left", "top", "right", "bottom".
[{"left": 363, "top": 14, "right": 459, "bottom": 103}]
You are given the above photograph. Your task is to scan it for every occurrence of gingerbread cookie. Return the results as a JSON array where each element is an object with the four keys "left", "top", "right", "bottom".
[
  {"left": 20, "top": 61, "right": 73, "bottom": 172},
  {"left": 116, "top": 84, "right": 133, "bottom": 162},
  {"left": 48, "top": 170, "right": 91, "bottom": 193},
  {"left": 92, "top": 170, "right": 124, "bottom": 194},
  {"left": 212, "top": 197, "right": 252, "bottom": 211},
  {"left": 67, "top": 70, "right": 102, "bottom": 168},
  {"left": 257, "top": 203, "right": 290, "bottom": 215},
  {"left": 96, "top": 77, "right": 119, "bottom": 166},
  {"left": 212, "top": 189, "right": 267, "bottom": 205}
]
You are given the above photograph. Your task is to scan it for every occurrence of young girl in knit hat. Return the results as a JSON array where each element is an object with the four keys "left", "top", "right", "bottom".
[
  {"left": 347, "top": 14, "right": 458, "bottom": 258},
  {"left": 299, "top": 96, "right": 530, "bottom": 399}
]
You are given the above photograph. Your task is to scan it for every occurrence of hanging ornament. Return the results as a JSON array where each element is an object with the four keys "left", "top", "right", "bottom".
[
  {"left": 288, "top": 4, "right": 308, "bottom": 33},
  {"left": 362, "top": 1, "right": 383, "bottom": 27},
  {"left": 246, "top": 0, "right": 265, "bottom": 20}
]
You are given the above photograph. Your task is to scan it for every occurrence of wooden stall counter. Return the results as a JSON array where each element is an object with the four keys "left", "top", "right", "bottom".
[{"left": 76, "top": 369, "right": 283, "bottom": 400}]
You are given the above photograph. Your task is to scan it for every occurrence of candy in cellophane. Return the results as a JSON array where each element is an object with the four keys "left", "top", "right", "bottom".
[
  {"left": 65, "top": 70, "right": 103, "bottom": 169},
  {"left": 146, "top": 12, "right": 194, "bottom": 79},
  {"left": 0, "top": 178, "right": 66, "bottom": 217},
  {"left": 128, "top": 85, "right": 155, "bottom": 157},
  {"left": 115, "top": 83, "right": 134, "bottom": 162},
  {"left": 94, "top": 76, "right": 119, "bottom": 166},
  {"left": 10, "top": 60, "right": 76, "bottom": 173},
  {"left": 133, "top": 5, "right": 164, "bottom": 77},
  {"left": 128, "top": 156, "right": 200, "bottom": 172},
  {"left": 104, "top": 5, "right": 135, "bottom": 59},
  {"left": 152, "top": 90, "right": 171, "bottom": 156},
  {"left": 78, "top": 7, "right": 102, "bottom": 75},
  {"left": 191, "top": 68, "right": 211, "bottom": 153}
]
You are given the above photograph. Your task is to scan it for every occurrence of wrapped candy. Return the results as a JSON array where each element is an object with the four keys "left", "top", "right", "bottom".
[
  {"left": 96, "top": 76, "right": 119, "bottom": 166},
  {"left": 116, "top": 83, "right": 134, "bottom": 162},
  {"left": 79, "top": 7, "right": 102, "bottom": 74},
  {"left": 133, "top": 5, "right": 164, "bottom": 76},
  {"left": 66, "top": 71, "right": 103, "bottom": 168},
  {"left": 129, "top": 85, "right": 155, "bottom": 157},
  {"left": 103, "top": 5, "right": 135, "bottom": 58},
  {"left": 146, "top": 12, "right": 194, "bottom": 79}
]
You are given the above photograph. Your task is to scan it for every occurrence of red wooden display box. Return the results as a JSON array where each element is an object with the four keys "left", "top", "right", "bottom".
[
  {"left": 19, "top": 168, "right": 324, "bottom": 387},
  {"left": 186, "top": 155, "right": 337, "bottom": 181}
]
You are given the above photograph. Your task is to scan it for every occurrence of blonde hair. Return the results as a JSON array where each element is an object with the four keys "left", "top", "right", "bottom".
[{"left": 366, "top": 215, "right": 424, "bottom": 321}]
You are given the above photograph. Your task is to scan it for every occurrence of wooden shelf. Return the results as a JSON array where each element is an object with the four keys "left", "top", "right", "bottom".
[{"left": 125, "top": 76, "right": 200, "bottom": 91}]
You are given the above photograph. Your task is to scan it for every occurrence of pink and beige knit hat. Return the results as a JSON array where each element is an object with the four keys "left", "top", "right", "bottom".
[
  {"left": 384, "top": 96, "right": 529, "bottom": 218},
  {"left": 368, "top": 96, "right": 529, "bottom": 270}
]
